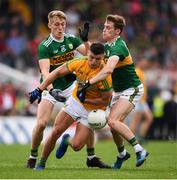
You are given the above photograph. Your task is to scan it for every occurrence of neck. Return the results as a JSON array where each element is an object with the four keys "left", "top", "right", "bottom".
[
  {"left": 107, "top": 35, "right": 120, "bottom": 44},
  {"left": 51, "top": 33, "right": 64, "bottom": 42}
]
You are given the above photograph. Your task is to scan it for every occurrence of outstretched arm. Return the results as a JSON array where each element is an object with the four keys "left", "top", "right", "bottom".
[
  {"left": 39, "top": 63, "right": 69, "bottom": 91},
  {"left": 29, "top": 63, "right": 70, "bottom": 104},
  {"left": 89, "top": 56, "right": 119, "bottom": 84}
]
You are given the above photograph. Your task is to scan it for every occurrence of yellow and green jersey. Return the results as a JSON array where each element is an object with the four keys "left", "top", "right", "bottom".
[
  {"left": 66, "top": 58, "right": 112, "bottom": 110},
  {"left": 104, "top": 37, "right": 141, "bottom": 92},
  {"left": 38, "top": 33, "right": 82, "bottom": 90}
]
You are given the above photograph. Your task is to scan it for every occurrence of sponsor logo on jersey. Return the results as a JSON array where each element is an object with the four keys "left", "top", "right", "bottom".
[{"left": 50, "top": 51, "right": 74, "bottom": 65}]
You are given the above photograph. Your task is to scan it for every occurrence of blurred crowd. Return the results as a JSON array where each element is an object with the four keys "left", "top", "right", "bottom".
[{"left": 0, "top": 0, "right": 176, "bottom": 139}]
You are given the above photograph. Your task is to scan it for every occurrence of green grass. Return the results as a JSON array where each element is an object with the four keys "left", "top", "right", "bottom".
[{"left": 0, "top": 140, "right": 177, "bottom": 179}]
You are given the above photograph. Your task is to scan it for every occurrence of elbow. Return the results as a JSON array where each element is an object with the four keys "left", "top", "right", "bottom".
[{"left": 106, "top": 68, "right": 113, "bottom": 74}]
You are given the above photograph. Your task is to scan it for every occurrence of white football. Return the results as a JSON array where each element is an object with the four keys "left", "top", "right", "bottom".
[{"left": 88, "top": 109, "right": 107, "bottom": 130}]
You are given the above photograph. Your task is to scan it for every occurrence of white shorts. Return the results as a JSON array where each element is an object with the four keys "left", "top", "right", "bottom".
[
  {"left": 111, "top": 84, "right": 144, "bottom": 107},
  {"left": 41, "top": 82, "right": 76, "bottom": 104},
  {"left": 62, "top": 96, "right": 92, "bottom": 129}
]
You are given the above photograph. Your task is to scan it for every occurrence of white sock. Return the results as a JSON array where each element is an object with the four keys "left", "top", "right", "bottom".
[
  {"left": 87, "top": 155, "right": 96, "bottom": 160},
  {"left": 29, "top": 155, "right": 37, "bottom": 159},
  {"left": 133, "top": 144, "right": 143, "bottom": 153},
  {"left": 119, "top": 149, "right": 126, "bottom": 158}
]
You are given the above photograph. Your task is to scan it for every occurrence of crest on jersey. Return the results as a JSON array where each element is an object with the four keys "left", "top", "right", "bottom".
[
  {"left": 68, "top": 43, "right": 73, "bottom": 49},
  {"left": 60, "top": 45, "right": 66, "bottom": 52}
]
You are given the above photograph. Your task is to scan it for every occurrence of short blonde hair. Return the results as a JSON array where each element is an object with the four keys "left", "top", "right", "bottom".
[
  {"left": 106, "top": 14, "right": 126, "bottom": 33},
  {"left": 48, "top": 10, "right": 66, "bottom": 22}
]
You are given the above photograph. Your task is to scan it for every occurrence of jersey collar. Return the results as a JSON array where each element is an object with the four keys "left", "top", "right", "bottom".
[
  {"left": 50, "top": 33, "right": 64, "bottom": 42},
  {"left": 105, "top": 36, "right": 120, "bottom": 46}
]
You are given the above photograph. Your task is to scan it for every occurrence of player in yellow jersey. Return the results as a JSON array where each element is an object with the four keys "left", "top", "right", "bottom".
[
  {"left": 29, "top": 43, "right": 112, "bottom": 170},
  {"left": 26, "top": 10, "right": 109, "bottom": 169},
  {"left": 130, "top": 58, "right": 153, "bottom": 143}
]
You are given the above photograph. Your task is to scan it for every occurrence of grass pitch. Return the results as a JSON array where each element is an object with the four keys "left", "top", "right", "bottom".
[{"left": 0, "top": 140, "right": 177, "bottom": 179}]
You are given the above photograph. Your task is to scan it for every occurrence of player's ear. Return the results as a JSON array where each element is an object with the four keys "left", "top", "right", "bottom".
[{"left": 115, "top": 29, "right": 120, "bottom": 36}]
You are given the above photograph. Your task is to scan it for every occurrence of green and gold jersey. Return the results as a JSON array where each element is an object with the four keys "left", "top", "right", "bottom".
[
  {"left": 104, "top": 37, "right": 141, "bottom": 92},
  {"left": 66, "top": 58, "right": 112, "bottom": 110},
  {"left": 38, "top": 33, "right": 82, "bottom": 90}
]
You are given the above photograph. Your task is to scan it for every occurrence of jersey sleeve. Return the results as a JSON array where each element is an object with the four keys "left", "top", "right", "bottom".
[
  {"left": 70, "top": 36, "right": 82, "bottom": 49},
  {"left": 38, "top": 44, "right": 50, "bottom": 60},
  {"left": 110, "top": 47, "right": 126, "bottom": 61},
  {"left": 110, "top": 43, "right": 129, "bottom": 61},
  {"left": 96, "top": 75, "right": 112, "bottom": 92}
]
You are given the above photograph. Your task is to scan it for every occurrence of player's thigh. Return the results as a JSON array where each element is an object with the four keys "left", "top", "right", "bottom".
[
  {"left": 109, "top": 98, "right": 134, "bottom": 122},
  {"left": 53, "top": 110, "right": 74, "bottom": 131},
  {"left": 73, "top": 122, "right": 92, "bottom": 147},
  {"left": 36, "top": 99, "right": 54, "bottom": 124}
]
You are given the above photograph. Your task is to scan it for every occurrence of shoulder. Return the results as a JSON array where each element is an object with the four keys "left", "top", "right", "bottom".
[
  {"left": 116, "top": 37, "right": 128, "bottom": 49},
  {"left": 39, "top": 35, "right": 53, "bottom": 48},
  {"left": 64, "top": 33, "right": 78, "bottom": 39}
]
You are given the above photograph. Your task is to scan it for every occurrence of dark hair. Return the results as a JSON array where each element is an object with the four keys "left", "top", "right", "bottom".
[{"left": 90, "top": 43, "right": 104, "bottom": 55}]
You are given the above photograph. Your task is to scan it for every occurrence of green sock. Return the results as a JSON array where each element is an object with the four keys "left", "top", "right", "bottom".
[
  {"left": 87, "top": 148, "right": 95, "bottom": 156},
  {"left": 128, "top": 137, "right": 138, "bottom": 146},
  {"left": 31, "top": 149, "right": 38, "bottom": 157},
  {"left": 39, "top": 158, "right": 47, "bottom": 167}
]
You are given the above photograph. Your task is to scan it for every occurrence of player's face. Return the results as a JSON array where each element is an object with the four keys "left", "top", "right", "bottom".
[
  {"left": 88, "top": 51, "right": 104, "bottom": 69},
  {"left": 102, "top": 21, "right": 117, "bottom": 42},
  {"left": 48, "top": 16, "right": 66, "bottom": 40}
]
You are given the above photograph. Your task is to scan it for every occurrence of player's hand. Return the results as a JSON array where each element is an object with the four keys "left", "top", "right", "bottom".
[
  {"left": 29, "top": 88, "right": 42, "bottom": 104},
  {"left": 49, "top": 89, "right": 66, "bottom": 102},
  {"left": 78, "top": 22, "right": 90, "bottom": 42},
  {"left": 77, "top": 81, "right": 90, "bottom": 103}
]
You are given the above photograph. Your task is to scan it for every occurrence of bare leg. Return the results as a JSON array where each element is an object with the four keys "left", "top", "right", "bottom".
[
  {"left": 108, "top": 98, "right": 134, "bottom": 141},
  {"left": 41, "top": 111, "right": 74, "bottom": 159},
  {"left": 69, "top": 123, "right": 92, "bottom": 151},
  {"left": 86, "top": 130, "right": 95, "bottom": 149},
  {"left": 31, "top": 100, "right": 54, "bottom": 151}
]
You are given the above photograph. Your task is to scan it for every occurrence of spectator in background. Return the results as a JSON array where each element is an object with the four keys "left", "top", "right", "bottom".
[
  {"left": 6, "top": 27, "right": 27, "bottom": 69},
  {"left": 163, "top": 90, "right": 177, "bottom": 140},
  {"left": 0, "top": 81, "right": 16, "bottom": 115},
  {"left": 0, "top": 28, "right": 15, "bottom": 67}
]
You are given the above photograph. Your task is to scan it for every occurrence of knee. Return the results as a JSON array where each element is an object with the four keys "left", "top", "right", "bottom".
[
  {"left": 52, "top": 127, "right": 63, "bottom": 138},
  {"left": 108, "top": 118, "right": 119, "bottom": 129},
  {"left": 72, "top": 142, "right": 83, "bottom": 151},
  {"left": 36, "top": 121, "right": 47, "bottom": 131}
]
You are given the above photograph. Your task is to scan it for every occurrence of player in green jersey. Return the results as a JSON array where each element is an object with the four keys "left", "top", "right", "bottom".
[
  {"left": 77, "top": 14, "right": 149, "bottom": 169},
  {"left": 26, "top": 10, "right": 109, "bottom": 169}
]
